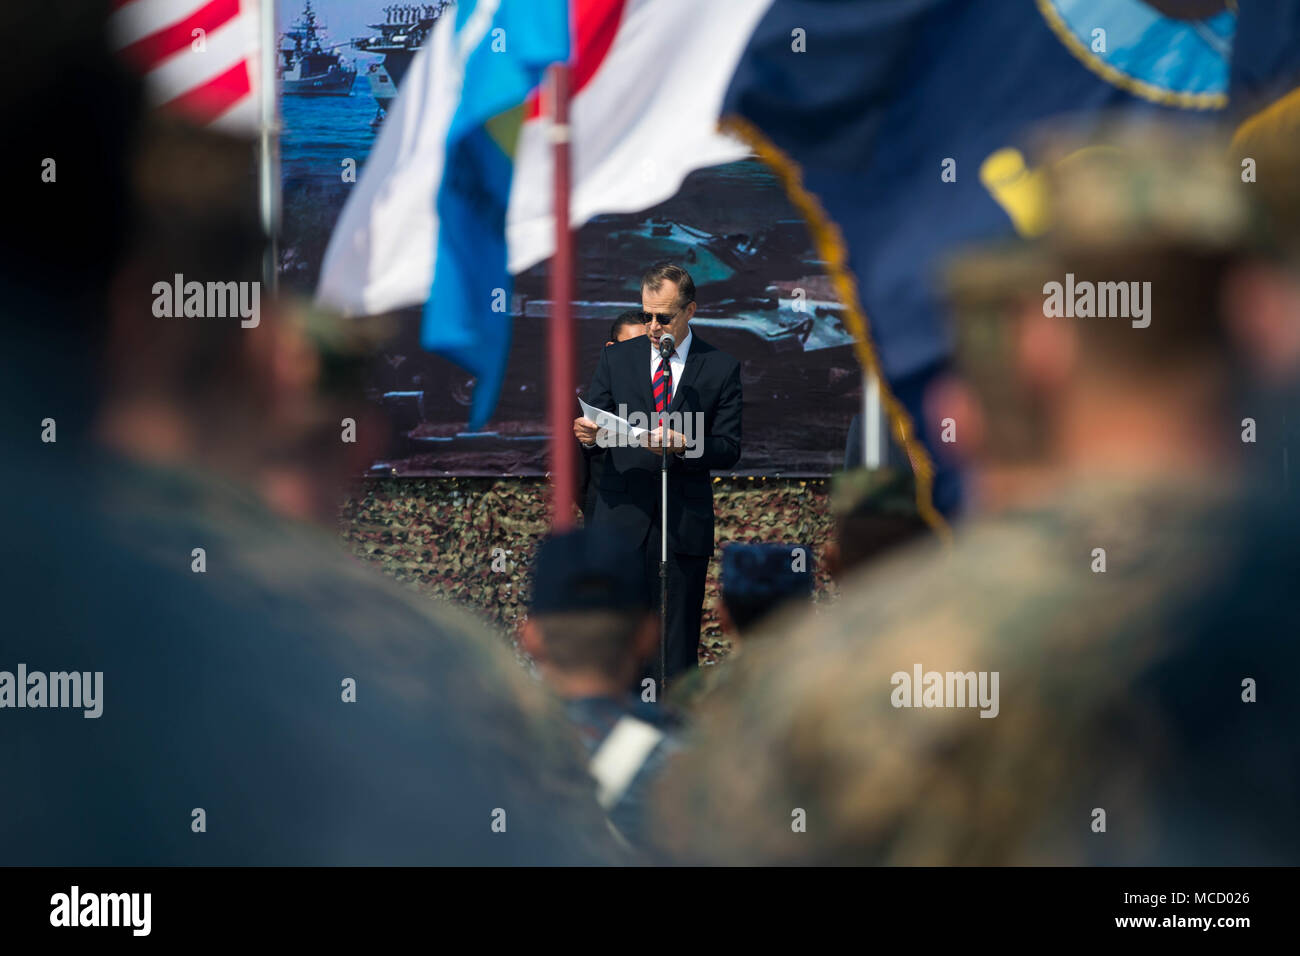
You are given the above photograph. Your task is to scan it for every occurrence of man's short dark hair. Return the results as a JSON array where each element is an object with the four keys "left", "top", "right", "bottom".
[
  {"left": 532, "top": 610, "right": 649, "bottom": 677},
  {"left": 609, "top": 309, "right": 646, "bottom": 342},
  {"left": 836, "top": 511, "right": 930, "bottom": 573},
  {"left": 641, "top": 262, "right": 696, "bottom": 309}
]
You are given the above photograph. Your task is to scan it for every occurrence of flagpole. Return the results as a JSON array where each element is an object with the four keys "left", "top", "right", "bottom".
[
  {"left": 547, "top": 63, "right": 576, "bottom": 530},
  {"left": 864, "top": 369, "right": 882, "bottom": 468},
  {"left": 258, "top": 0, "right": 281, "bottom": 294}
]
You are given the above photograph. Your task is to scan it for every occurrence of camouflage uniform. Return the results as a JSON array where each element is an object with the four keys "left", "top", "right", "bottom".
[
  {"left": 650, "top": 126, "right": 1300, "bottom": 865},
  {"left": 663, "top": 660, "right": 719, "bottom": 715},
  {"left": 655, "top": 474, "right": 1300, "bottom": 864}
]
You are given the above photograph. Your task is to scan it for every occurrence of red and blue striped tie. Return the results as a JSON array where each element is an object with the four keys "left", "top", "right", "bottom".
[{"left": 652, "top": 352, "right": 674, "bottom": 421}]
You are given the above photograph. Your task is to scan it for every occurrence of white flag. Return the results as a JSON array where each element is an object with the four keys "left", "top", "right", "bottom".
[{"left": 315, "top": 0, "right": 772, "bottom": 318}]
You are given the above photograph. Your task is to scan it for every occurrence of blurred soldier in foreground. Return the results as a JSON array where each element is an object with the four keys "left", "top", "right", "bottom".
[
  {"left": 823, "top": 468, "right": 930, "bottom": 583},
  {"left": 651, "top": 124, "right": 1300, "bottom": 865},
  {"left": 523, "top": 529, "right": 683, "bottom": 853},
  {"left": 0, "top": 0, "right": 618, "bottom": 865}
]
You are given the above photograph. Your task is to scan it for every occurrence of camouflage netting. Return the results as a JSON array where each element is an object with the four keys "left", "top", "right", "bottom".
[{"left": 338, "top": 477, "right": 835, "bottom": 665}]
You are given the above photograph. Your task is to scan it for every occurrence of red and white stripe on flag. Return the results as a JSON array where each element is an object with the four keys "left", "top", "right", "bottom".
[{"left": 109, "top": 0, "right": 262, "bottom": 133}]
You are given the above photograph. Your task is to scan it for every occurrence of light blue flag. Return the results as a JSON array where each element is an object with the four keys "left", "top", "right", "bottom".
[{"left": 423, "top": 0, "right": 570, "bottom": 430}]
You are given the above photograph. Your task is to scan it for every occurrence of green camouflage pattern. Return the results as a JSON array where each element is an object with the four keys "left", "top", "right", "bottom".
[
  {"left": 652, "top": 475, "right": 1300, "bottom": 865},
  {"left": 339, "top": 475, "right": 838, "bottom": 665}
]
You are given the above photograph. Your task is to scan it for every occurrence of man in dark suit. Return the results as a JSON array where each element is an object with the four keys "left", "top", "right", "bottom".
[
  {"left": 580, "top": 310, "right": 647, "bottom": 524},
  {"left": 572, "top": 263, "right": 743, "bottom": 683}
]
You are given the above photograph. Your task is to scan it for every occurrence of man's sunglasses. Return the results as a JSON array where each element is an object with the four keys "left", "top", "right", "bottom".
[{"left": 642, "top": 308, "right": 682, "bottom": 327}]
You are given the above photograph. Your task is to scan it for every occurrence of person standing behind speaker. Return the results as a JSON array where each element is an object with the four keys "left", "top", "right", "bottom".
[
  {"left": 580, "top": 310, "right": 647, "bottom": 524},
  {"left": 572, "top": 263, "right": 743, "bottom": 684}
]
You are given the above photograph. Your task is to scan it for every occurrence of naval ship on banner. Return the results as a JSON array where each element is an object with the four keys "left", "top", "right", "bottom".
[
  {"left": 279, "top": 1, "right": 357, "bottom": 97},
  {"left": 352, "top": 2, "right": 455, "bottom": 126}
]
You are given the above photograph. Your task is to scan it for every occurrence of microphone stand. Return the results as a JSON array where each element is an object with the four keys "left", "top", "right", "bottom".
[
  {"left": 656, "top": 334, "right": 674, "bottom": 698},
  {"left": 660, "top": 400, "right": 669, "bottom": 697}
]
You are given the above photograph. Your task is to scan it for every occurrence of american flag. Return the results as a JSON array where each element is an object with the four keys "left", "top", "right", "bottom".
[{"left": 109, "top": 0, "right": 264, "bottom": 133}]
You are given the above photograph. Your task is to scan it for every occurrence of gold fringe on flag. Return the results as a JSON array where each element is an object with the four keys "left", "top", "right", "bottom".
[{"left": 719, "top": 114, "right": 952, "bottom": 541}]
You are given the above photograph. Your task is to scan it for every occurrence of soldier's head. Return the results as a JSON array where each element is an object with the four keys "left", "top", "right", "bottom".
[
  {"left": 523, "top": 529, "right": 656, "bottom": 696},
  {"left": 825, "top": 468, "right": 930, "bottom": 582},
  {"left": 96, "top": 114, "right": 390, "bottom": 524},
  {"left": 719, "top": 543, "right": 815, "bottom": 639},
  {"left": 641, "top": 262, "right": 696, "bottom": 353},
  {"left": 937, "top": 122, "right": 1300, "bottom": 503},
  {"left": 607, "top": 309, "right": 647, "bottom": 347}
]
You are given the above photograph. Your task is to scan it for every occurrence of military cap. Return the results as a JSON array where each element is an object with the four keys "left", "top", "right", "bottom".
[
  {"left": 830, "top": 467, "right": 919, "bottom": 522},
  {"left": 720, "top": 542, "right": 814, "bottom": 632},
  {"left": 941, "top": 119, "right": 1283, "bottom": 459},
  {"left": 946, "top": 118, "right": 1275, "bottom": 304},
  {"left": 529, "top": 528, "right": 650, "bottom": 615}
]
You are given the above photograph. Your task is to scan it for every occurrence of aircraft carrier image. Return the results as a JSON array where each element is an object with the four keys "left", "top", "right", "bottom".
[{"left": 351, "top": 2, "right": 455, "bottom": 125}]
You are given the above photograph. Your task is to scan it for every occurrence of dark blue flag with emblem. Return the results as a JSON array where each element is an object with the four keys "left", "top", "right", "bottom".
[{"left": 722, "top": 0, "right": 1300, "bottom": 526}]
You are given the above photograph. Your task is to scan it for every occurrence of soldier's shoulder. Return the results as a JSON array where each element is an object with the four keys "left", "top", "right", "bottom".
[
  {"left": 796, "top": 481, "right": 1237, "bottom": 698},
  {"left": 652, "top": 478, "right": 1297, "bottom": 864}
]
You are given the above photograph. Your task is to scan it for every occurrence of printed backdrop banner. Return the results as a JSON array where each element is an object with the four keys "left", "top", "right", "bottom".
[{"left": 278, "top": 0, "right": 860, "bottom": 476}]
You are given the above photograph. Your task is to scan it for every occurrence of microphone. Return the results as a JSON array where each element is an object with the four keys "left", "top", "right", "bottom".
[{"left": 658, "top": 333, "right": 675, "bottom": 359}]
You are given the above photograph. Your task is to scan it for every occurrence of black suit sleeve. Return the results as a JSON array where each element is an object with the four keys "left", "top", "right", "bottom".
[
  {"left": 679, "top": 358, "right": 742, "bottom": 473},
  {"left": 580, "top": 347, "right": 614, "bottom": 460}
]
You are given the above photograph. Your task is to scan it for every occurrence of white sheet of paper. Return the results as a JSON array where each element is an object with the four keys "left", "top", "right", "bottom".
[{"left": 579, "top": 398, "right": 648, "bottom": 441}]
